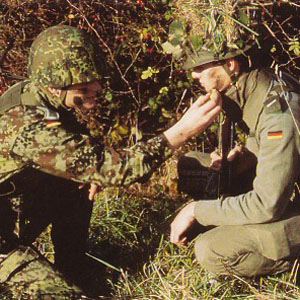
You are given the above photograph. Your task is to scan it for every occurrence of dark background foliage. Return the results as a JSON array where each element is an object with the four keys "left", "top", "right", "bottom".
[
  {"left": 0, "top": 0, "right": 194, "bottom": 148},
  {"left": 1, "top": 1, "right": 300, "bottom": 298},
  {"left": 1, "top": 0, "right": 299, "bottom": 150}
]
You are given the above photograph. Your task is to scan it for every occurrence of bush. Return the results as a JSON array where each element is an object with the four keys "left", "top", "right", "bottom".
[{"left": 0, "top": 0, "right": 194, "bottom": 145}]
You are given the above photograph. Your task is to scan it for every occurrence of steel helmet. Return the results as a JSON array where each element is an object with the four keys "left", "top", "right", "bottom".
[
  {"left": 28, "top": 25, "right": 101, "bottom": 88},
  {"left": 183, "top": 44, "right": 255, "bottom": 70}
]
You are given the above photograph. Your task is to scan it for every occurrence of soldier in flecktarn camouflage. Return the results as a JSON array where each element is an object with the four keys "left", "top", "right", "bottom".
[{"left": 0, "top": 25, "right": 221, "bottom": 298}]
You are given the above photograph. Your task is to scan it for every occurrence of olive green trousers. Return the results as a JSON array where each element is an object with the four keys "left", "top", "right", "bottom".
[
  {"left": 178, "top": 151, "right": 299, "bottom": 277},
  {"left": 194, "top": 225, "right": 293, "bottom": 277}
]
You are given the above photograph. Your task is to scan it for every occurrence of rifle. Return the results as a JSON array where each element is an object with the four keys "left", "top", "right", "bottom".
[
  {"left": 217, "top": 113, "right": 235, "bottom": 197},
  {"left": 218, "top": 95, "right": 250, "bottom": 197}
]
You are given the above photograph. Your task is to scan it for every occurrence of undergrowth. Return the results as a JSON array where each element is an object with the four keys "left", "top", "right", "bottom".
[{"left": 2, "top": 0, "right": 300, "bottom": 299}]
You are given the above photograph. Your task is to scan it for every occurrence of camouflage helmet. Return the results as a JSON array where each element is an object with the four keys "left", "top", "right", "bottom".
[{"left": 28, "top": 25, "right": 101, "bottom": 89}]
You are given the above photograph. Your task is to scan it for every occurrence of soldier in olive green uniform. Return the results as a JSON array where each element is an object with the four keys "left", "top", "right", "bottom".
[
  {"left": 171, "top": 49, "right": 300, "bottom": 277},
  {"left": 0, "top": 25, "right": 222, "bottom": 294}
]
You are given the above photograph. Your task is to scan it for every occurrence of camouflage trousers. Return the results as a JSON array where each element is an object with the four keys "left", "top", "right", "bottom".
[
  {"left": 0, "top": 169, "right": 93, "bottom": 297},
  {"left": 0, "top": 246, "right": 83, "bottom": 299},
  {"left": 178, "top": 151, "right": 299, "bottom": 277}
]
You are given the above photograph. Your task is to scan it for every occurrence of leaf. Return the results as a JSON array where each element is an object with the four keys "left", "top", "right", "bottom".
[
  {"left": 141, "top": 67, "right": 159, "bottom": 80},
  {"left": 270, "top": 44, "right": 276, "bottom": 53},
  {"left": 161, "top": 41, "right": 183, "bottom": 58},
  {"left": 161, "top": 108, "right": 173, "bottom": 119},
  {"left": 105, "top": 91, "right": 113, "bottom": 101},
  {"left": 236, "top": 39, "right": 244, "bottom": 49},
  {"left": 111, "top": 130, "right": 122, "bottom": 143},
  {"left": 159, "top": 86, "right": 169, "bottom": 95},
  {"left": 189, "top": 35, "right": 203, "bottom": 52},
  {"left": 169, "top": 35, "right": 184, "bottom": 46},
  {"left": 116, "top": 125, "right": 129, "bottom": 135},
  {"left": 169, "top": 19, "right": 186, "bottom": 36},
  {"left": 239, "top": 10, "right": 249, "bottom": 25}
]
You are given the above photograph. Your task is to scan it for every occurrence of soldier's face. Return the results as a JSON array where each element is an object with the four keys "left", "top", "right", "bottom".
[
  {"left": 64, "top": 80, "right": 102, "bottom": 110},
  {"left": 191, "top": 62, "right": 231, "bottom": 93}
]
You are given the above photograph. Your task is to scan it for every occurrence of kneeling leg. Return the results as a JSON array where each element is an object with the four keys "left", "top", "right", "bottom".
[{"left": 194, "top": 226, "right": 291, "bottom": 277}]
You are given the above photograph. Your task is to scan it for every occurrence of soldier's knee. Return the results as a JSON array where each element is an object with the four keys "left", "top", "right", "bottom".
[
  {"left": 194, "top": 234, "right": 209, "bottom": 265},
  {"left": 194, "top": 234, "right": 221, "bottom": 273}
]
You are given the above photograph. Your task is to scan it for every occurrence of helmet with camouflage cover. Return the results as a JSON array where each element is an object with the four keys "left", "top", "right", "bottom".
[
  {"left": 183, "top": 45, "right": 254, "bottom": 70},
  {"left": 163, "top": 0, "right": 266, "bottom": 71},
  {"left": 28, "top": 25, "right": 101, "bottom": 108}
]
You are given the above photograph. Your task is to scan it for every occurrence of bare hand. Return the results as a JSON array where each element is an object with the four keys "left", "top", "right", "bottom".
[
  {"left": 209, "top": 144, "right": 244, "bottom": 172},
  {"left": 209, "top": 149, "right": 222, "bottom": 171},
  {"left": 227, "top": 144, "right": 243, "bottom": 162},
  {"left": 78, "top": 183, "right": 100, "bottom": 201},
  {"left": 164, "top": 91, "right": 222, "bottom": 148},
  {"left": 170, "top": 202, "right": 197, "bottom": 246}
]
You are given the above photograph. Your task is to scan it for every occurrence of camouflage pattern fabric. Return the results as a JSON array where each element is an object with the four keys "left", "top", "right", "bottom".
[
  {"left": 27, "top": 25, "right": 101, "bottom": 109},
  {"left": 0, "top": 26, "right": 173, "bottom": 187},
  {"left": 0, "top": 99, "right": 173, "bottom": 186},
  {"left": 28, "top": 25, "right": 101, "bottom": 88},
  {"left": 0, "top": 24, "right": 173, "bottom": 296},
  {"left": 0, "top": 246, "right": 84, "bottom": 299}
]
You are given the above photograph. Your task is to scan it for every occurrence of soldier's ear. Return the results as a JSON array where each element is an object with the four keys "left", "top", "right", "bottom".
[
  {"left": 227, "top": 59, "right": 240, "bottom": 74},
  {"left": 48, "top": 87, "right": 63, "bottom": 97}
]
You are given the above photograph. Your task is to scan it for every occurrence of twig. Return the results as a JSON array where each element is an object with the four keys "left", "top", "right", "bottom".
[{"left": 65, "top": 0, "right": 139, "bottom": 107}]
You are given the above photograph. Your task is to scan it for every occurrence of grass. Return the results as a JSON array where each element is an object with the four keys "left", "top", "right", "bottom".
[
  {"left": 111, "top": 237, "right": 300, "bottom": 300},
  {"left": 84, "top": 184, "right": 300, "bottom": 299},
  {"left": 32, "top": 163, "right": 300, "bottom": 299}
]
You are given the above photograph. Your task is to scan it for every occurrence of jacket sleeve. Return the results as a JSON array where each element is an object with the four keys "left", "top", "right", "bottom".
[
  {"left": 194, "top": 105, "right": 300, "bottom": 226},
  {"left": 10, "top": 108, "right": 173, "bottom": 186}
]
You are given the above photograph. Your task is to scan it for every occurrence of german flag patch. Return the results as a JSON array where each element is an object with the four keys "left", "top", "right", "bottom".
[
  {"left": 267, "top": 131, "right": 283, "bottom": 140},
  {"left": 46, "top": 121, "right": 62, "bottom": 128}
]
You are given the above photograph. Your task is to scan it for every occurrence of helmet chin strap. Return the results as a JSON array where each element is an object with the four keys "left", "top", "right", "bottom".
[{"left": 220, "top": 61, "right": 240, "bottom": 91}]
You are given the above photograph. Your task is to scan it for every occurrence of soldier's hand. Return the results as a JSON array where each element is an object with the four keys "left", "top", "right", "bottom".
[
  {"left": 209, "top": 144, "right": 244, "bottom": 171},
  {"left": 227, "top": 144, "right": 243, "bottom": 162},
  {"left": 170, "top": 202, "right": 197, "bottom": 246},
  {"left": 164, "top": 91, "right": 222, "bottom": 148},
  {"left": 78, "top": 183, "right": 101, "bottom": 201},
  {"left": 88, "top": 183, "right": 100, "bottom": 201},
  {"left": 209, "top": 149, "right": 222, "bottom": 171}
]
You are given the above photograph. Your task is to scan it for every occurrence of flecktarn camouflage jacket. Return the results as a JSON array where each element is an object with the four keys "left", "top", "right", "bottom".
[{"left": 0, "top": 81, "right": 173, "bottom": 187}]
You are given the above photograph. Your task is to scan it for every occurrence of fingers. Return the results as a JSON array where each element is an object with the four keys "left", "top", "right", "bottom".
[
  {"left": 78, "top": 183, "right": 85, "bottom": 189},
  {"left": 194, "top": 91, "right": 222, "bottom": 108},
  {"left": 192, "top": 93, "right": 222, "bottom": 122},
  {"left": 170, "top": 230, "right": 187, "bottom": 246},
  {"left": 171, "top": 236, "right": 187, "bottom": 247},
  {"left": 169, "top": 202, "right": 197, "bottom": 247},
  {"left": 210, "top": 149, "right": 222, "bottom": 171},
  {"left": 210, "top": 149, "right": 221, "bottom": 158},
  {"left": 227, "top": 145, "right": 243, "bottom": 161},
  {"left": 193, "top": 93, "right": 211, "bottom": 106},
  {"left": 88, "top": 183, "right": 99, "bottom": 201},
  {"left": 78, "top": 183, "right": 100, "bottom": 201}
]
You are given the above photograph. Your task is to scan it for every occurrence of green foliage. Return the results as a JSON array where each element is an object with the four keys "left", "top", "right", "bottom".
[
  {"left": 88, "top": 188, "right": 183, "bottom": 270},
  {"left": 164, "top": 0, "right": 300, "bottom": 77},
  {"left": 0, "top": 0, "right": 192, "bottom": 146},
  {"left": 112, "top": 238, "right": 300, "bottom": 299},
  {"left": 2, "top": 1, "right": 300, "bottom": 299}
]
